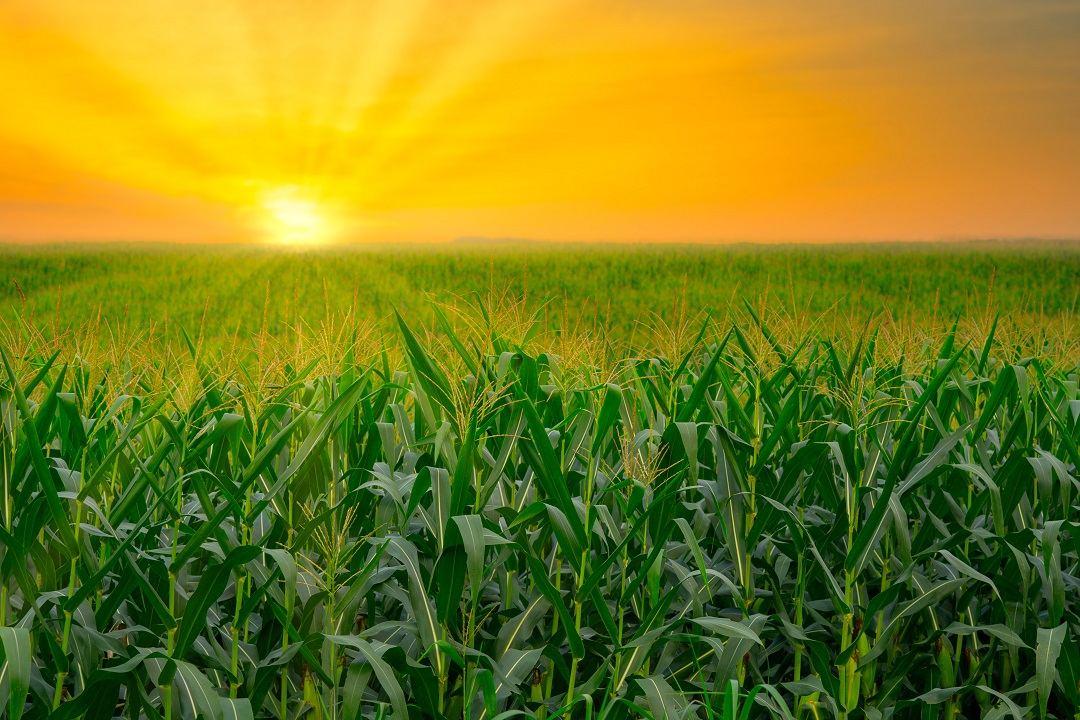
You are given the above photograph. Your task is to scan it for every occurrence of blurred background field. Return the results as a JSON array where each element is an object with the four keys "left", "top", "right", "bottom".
[{"left": 2, "top": 240, "right": 1080, "bottom": 359}]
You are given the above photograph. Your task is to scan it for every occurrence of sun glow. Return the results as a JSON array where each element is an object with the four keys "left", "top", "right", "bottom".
[
  {"left": 1, "top": 1, "right": 1078, "bottom": 243},
  {"left": 262, "top": 187, "right": 328, "bottom": 244}
]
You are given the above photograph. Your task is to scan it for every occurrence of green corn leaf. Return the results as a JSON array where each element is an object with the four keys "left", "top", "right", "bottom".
[
  {"left": 451, "top": 514, "right": 487, "bottom": 600},
  {"left": 384, "top": 536, "right": 443, "bottom": 664},
  {"left": 396, "top": 309, "right": 456, "bottom": 420},
  {"left": 219, "top": 698, "right": 253, "bottom": 720},
  {"left": 173, "top": 545, "right": 261, "bottom": 658},
  {"left": 846, "top": 350, "right": 964, "bottom": 575},
  {"left": 0, "top": 628, "right": 31, "bottom": 720},
  {"left": 495, "top": 596, "right": 551, "bottom": 659},
  {"left": 326, "top": 636, "right": 409, "bottom": 720},
  {"left": 691, "top": 617, "right": 763, "bottom": 645},
  {"left": 516, "top": 393, "right": 587, "bottom": 549},
  {"left": 863, "top": 577, "right": 969, "bottom": 665},
  {"left": 173, "top": 660, "right": 224, "bottom": 720},
  {"left": 675, "top": 339, "right": 724, "bottom": 423},
  {"left": 636, "top": 674, "right": 682, "bottom": 720},
  {"left": 524, "top": 555, "right": 584, "bottom": 659},
  {"left": 1036, "top": 623, "right": 1067, "bottom": 719},
  {"left": 1, "top": 348, "right": 78, "bottom": 555}
]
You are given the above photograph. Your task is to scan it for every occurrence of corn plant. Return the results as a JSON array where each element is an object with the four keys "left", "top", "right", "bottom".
[{"left": 0, "top": 304, "right": 1078, "bottom": 720}]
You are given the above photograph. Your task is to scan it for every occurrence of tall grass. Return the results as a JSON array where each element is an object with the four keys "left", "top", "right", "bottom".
[
  {"left": 1, "top": 294, "right": 1079, "bottom": 720},
  {"left": 5, "top": 241, "right": 1080, "bottom": 350}
]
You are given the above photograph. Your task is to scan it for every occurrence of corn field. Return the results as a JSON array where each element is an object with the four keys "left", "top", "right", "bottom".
[{"left": 1, "top": 304, "right": 1079, "bottom": 720}]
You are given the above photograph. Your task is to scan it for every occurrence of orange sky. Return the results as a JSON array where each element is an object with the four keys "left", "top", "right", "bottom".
[{"left": 1, "top": 0, "right": 1078, "bottom": 243}]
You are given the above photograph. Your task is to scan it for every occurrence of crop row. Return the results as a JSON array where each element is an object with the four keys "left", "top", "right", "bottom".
[{"left": 1, "top": 309, "right": 1078, "bottom": 719}]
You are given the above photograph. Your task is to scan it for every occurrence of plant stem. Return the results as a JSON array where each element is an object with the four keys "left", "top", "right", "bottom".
[{"left": 53, "top": 453, "right": 86, "bottom": 709}]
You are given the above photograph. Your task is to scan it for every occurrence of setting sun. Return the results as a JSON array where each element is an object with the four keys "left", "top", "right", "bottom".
[
  {"left": 262, "top": 187, "right": 327, "bottom": 244},
  {"left": 1, "top": 1, "right": 1077, "bottom": 243}
]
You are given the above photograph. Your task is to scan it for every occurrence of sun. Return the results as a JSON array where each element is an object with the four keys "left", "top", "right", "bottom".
[{"left": 261, "top": 186, "right": 328, "bottom": 243}]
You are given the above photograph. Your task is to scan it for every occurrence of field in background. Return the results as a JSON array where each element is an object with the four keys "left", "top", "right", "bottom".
[{"left": 3, "top": 241, "right": 1080, "bottom": 356}]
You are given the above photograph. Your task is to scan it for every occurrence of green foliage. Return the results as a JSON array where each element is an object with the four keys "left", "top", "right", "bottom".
[
  {"left": 1, "top": 289, "right": 1080, "bottom": 720},
  {"left": 4, "top": 241, "right": 1080, "bottom": 350}
]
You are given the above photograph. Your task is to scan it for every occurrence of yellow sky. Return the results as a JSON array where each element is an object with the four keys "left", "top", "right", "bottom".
[{"left": 1, "top": 0, "right": 1078, "bottom": 243}]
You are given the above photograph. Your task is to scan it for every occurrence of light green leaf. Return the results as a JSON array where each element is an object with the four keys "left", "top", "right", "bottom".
[
  {"left": 1036, "top": 623, "right": 1067, "bottom": 719},
  {"left": 0, "top": 627, "right": 31, "bottom": 720}
]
